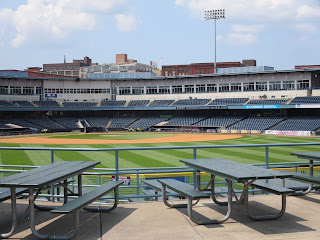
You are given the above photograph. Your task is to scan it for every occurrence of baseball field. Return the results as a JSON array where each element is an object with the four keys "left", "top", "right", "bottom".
[{"left": 0, "top": 132, "right": 320, "bottom": 169}]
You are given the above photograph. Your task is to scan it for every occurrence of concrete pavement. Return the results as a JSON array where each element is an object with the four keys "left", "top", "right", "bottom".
[{"left": 1, "top": 193, "right": 320, "bottom": 239}]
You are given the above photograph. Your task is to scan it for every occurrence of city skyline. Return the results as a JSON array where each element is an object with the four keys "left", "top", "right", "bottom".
[{"left": 0, "top": 0, "right": 320, "bottom": 71}]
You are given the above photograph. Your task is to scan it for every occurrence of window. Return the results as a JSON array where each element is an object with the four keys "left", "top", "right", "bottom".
[
  {"left": 184, "top": 85, "right": 194, "bottom": 93},
  {"left": 196, "top": 84, "right": 205, "bottom": 93},
  {"left": 207, "top": 84, "right": 217, "bottom": 92},
  {"left": 230, "top": 83, "right": 241, "bottom": 92},
  {"left": 23, "top": 87, "right": 33, "bottom": 95},
  {"left": 269, "top": 81, "right": 281, "bottom": 90},
  {"left": 146, "top": 86, "right": 157, "bottom": 94},
  {"left": 0, "top": 86, "right": 9, "bottom": 95},
  {"left": 10, "top": 86, "right": 22, "bottom": 95},
  {"left": 283, "top": 81, "right": 295, "bottom": 90},
  {"left": 159, "top": 86, "right": 170, "bottom": 94},
  {"left": 256, "top": 82, "right": 268, "bottom": 91},
  {"left": 297, "top": 80, "right": 310, "bottom": 89},
  {"left": 119, "top": 87, "right": 131, "bottom": 95},
  {"left": 219, "top": 83, "right": 229, "bottom": 92},
  {"left": 132, "top": 87, "right": 144, "bottom": 95},
  {"left": 243, "top": 82, "right": 255, "bottom": 91},
  {"left": 172, "top": 85, "right": 182, "bottom": 94}
]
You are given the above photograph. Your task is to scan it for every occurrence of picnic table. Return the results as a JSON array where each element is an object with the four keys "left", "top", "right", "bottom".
[
  {"left": 178, "top": 158, "right": 293, "bottom": 224},
  {"left": 0, "top": 161, "right": 99, "bottom": 239},
  {"left": 290, "top": 151, "right": 320, "bottom": 194}
]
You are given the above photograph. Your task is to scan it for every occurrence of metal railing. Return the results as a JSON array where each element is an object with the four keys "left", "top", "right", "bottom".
[{"left": 1, "top": 142, "right": 320, "bottom": 201}]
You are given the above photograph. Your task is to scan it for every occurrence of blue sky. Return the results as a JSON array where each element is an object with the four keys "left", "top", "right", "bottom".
[{"left": 1, "top": 0, "right": 320, "bottom": 71}]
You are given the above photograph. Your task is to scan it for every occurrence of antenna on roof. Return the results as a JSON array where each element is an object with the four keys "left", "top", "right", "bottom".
[{"left": 64, "top": 55, "right": 66, "bottom": 64}]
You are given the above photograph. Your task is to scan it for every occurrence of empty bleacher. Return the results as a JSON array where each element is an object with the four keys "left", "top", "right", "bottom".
[
  {"left": 129, "top": 117, "right": 170, "bottom": 129},
  {"left": 108, "top": 117, "right": 138, "bottom": 128},
  {"left": 227, "top": 117, "right": 285, "bottom": 131},
  {"left": 34, "top": 101, "right": 61, "bottom": 107},
  {"left": 148, "top": 100, "right": 175, "bottom": 107},
  {"left": 26, "top": 118, "right": 65, "bottom": 129},
  {"left": 290, "top": 96, "right": 320, "bottom": 104},
  {"left": 194, "top": 116, "right": 244, "bottom": 127},
  {"left": 127, "top": 100, "right": 149, "bottom": 107},
  {"left": 13, "top": 101, "right": 34, "bottom": 107},
  {"left": 247, "top": 99, "right": 288, "bottom": 105},
  {"left": 51, "top": 117, "right": 80, "bottom": 129},
  {"left": 100, "top": 100, "right": 126, "bottom": 107},
  {"left": 0, "top": 101, "right": 14, "bottom": 107},
  {"left": 172, "top": 99, "right": 210, "bottom": 106},
  {"left": 62, "top": 102, "right": 98, "bottom": 107},
  {"left": 164, "top": 117, "right": 205, "bottom": 126},
  {"left": 4, "top": 119, "right": 44, "bottom": 130},
  {"left": 208, "top": 98, "right": 248, "bottom": 106},
  {"left": 270, "top": 117, "right": 320, "bottom": 131},
  {"left": 85, "top": 117, "right": 109, "bottom": 127}
]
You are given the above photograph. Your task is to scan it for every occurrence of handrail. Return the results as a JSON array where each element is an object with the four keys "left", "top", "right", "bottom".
[{"left": 1, "top": 142, "right": 320, "bottom": 200}]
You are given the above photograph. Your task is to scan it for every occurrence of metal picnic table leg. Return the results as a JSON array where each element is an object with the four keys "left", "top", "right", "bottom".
[
  {"left": 188, "top": 179, "right": 233, "bottom": 225},
  {"left": 0, "top": 186, "right": 17, "bottom": 239},
  {"left": 210, "top": 175, "right": 241, "bottom": 205},
  {"left": 29, "top": 187, "right": 79, "bottom": 240},
  {"left": 243, "top": 180, "right": 286, "bottom": 221}
]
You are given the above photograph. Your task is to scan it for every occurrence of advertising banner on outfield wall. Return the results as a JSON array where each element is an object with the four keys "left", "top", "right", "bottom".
[{"left": 265, "top": 130, "right": 311, "bottom": 136}]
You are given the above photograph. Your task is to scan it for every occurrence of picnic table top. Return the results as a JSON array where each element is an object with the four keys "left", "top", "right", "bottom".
[
  {"left": 291, "top": 151, "right": 320, "bottom": 161},
  {"left": 180, "top": 158, "right": 292, "bottom": 182},
  {"left": 0, "top": 161, "right": 100, "bottom": 188}
]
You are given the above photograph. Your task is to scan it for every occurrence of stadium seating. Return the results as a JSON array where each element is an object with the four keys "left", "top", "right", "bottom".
[
  {"left": 108, "top": 117, "right": 138, "bottom": 128},
  {"left": 85, "top": 117, "right": 109, "bottom": 127},
  {"left": 26, "top": 118, "right": 65, "bottom": 129},
  {"left": 62, "top": 102, "right": 98, "bottom": 107},
  {"left": 129, "top": 117, "right": 170, "bottom": 129},
  {"left": 127, "top": 100, "right": 150, "bottom": 107},
  {"left": 34, "top": 101, "right": 61, "bottom": 107},
  {"left": 4, "top": 119, "right": 44, "bottom": 130},
  {"left": 194, "top": 116, "right": 244, "bottom": 127},
  {"left": 148, "top": 100, "right": 175, "bottom": 107},
  {"left": 247, "top": 99, "right": 288, "bottom": 105},
  {"left": 290, "top": 96, "right": 320, "bottom": 104},
  {"left": 208, "top": 98, "right": 248, "bottom": 105},
  {"left": 164, "top": 117, "right": 205, "bottom": 126},
  {"left": 0, "top": 100, "right": 14, "bottom": 107},
  {"left": 172, "top": 99, "right": 210, "bottom": 106},
  {"left": 227, "top": 117, "right": 285, "bottom": 131},
  {"left": 270, "top": 117, "right": 320, "bottom": 131},
  {"left": 51, "top": 117, "right": 80, "bottom": 129},
  {"left": 13, "top": 101, "right": 35, "bottom": 107},
  {"left": 100, "top": 100, "right": 126, "bottom": 107}
]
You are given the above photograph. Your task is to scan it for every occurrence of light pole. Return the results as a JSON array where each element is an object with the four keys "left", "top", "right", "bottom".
[{"left": 205, "top": 9, "right": 225, "bottom": 73}]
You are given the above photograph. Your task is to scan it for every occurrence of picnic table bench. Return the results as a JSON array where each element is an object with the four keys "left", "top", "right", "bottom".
[
  {"left": 177, "top": 158, "right": 294, "bottom": 224},
  {"left": 0, "top": 161, "right": 123, "bottom": 240}
]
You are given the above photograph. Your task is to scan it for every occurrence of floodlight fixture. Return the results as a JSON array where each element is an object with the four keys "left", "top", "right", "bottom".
[{"left": 205, "top": 9, "right": 225, "bottom": 73}]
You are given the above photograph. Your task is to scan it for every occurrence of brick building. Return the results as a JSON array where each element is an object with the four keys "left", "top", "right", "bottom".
[
  {"left": 43, "top": 56, "right": 92, "bottom": 77},
  {"left": 162, "top": 59, "right": 256, "bottom": 76}
]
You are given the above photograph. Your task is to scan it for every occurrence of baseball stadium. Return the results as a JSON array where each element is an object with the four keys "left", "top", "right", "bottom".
[{"left": 1, "top": 68, "right": 320, "bottom": 239}]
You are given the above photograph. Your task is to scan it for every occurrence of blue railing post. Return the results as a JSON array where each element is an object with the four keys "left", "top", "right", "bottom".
[
  {"left": 136, "top": 171, "right": 140, "bottom": 195},
  {"left": 50, "top": 149, "right": 55, "bottom": 201},
  {"left": 193, "top": 147, "right": 197, "bottom": 189},
  {"left": 265, "top": 146, "right": 269, "bottom": 169},
  {"left": 115, "top": 150, "right": 119, "bottom": 181}
]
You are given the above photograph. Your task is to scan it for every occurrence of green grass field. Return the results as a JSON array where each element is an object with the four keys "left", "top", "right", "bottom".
[{"left": 0, "top": 133, "right": 320, "bottom": 169}]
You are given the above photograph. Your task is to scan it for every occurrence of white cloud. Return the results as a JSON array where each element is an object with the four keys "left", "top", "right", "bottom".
[
  {"left": 176, "top": 0, "right": 320, "bottom": 45},
  {"left": 0, "top": 0, "right": 133, "bottom": 48},
  {"left": 296, "top": 24, "right": 316, "bottom": 33},
  {"left": 228, "top": 33, "right": 257, "bottom": 45},
  {"left": 115, "top": 14, "right": 139, "bottom": 32},
  {"left": 231, "top": 24, "right": 263, "bottom": 33},
  {"left": 297, "top": 5, "right": 320, "bottom": 19}
]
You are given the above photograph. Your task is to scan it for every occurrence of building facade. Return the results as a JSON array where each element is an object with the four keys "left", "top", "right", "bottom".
[
  {"left": 43, "top": 56, "right": 92, "bottom": 77},
  {"left": 162, "top": 59, "right": 257, "bottom": 76}
]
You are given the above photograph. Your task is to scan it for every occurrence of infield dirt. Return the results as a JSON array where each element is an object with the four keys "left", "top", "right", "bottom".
[{"left": 0, "top": 133, "right": 242, "bottom": 144}]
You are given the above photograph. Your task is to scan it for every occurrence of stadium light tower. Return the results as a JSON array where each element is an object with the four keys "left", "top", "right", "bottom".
[{"left": 205, "top": 9, "right": 225, "bottom": 73}]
